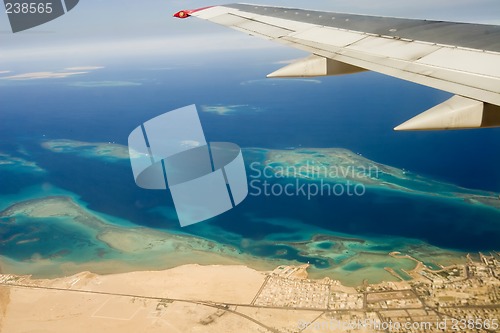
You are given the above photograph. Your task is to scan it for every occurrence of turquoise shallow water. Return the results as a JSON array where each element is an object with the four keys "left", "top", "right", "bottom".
[{"left": 1, "top": 144, "right": 499, "bottom": 275}]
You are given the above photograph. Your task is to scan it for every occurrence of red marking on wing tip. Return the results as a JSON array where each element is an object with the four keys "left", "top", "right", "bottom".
[
  {"left": 173, "top": 10, "right": 191, "bottom": 18},
  {"left": 173, "top": 6, "right": 214, "bottom": 19}
]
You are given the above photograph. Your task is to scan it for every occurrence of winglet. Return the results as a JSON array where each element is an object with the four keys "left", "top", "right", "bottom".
[{"left": 173, "top": 6, "right": 214, "bottom": 19}]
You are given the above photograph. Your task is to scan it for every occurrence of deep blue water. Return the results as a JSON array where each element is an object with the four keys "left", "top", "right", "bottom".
[{"left": 1, "top": 50, "right": 499, "bottom": 264}]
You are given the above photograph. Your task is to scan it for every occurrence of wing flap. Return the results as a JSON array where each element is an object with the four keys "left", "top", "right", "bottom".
[
  {"left": 215, "top": 7, "right": 313, "bottom": 32},
  {"left": 209, "top": 13, "right": 249, "bottom": 26},
  {"left": 245, "top": 13, "right": 315, "bottom": 32},
  {"left": 346, "top": 37, "right": 440, "bottom": 62},
  {"left": 193, "top": 6, "right": 239, "bottom": 20},
  {"left": 416, "top": 48, "right": 500, "bottom": 78},
  {"left": 236, "top": 20, "right": 293, "bottom": 39},
  {"left": 289, "top": 27, "right": 366, "bottom": 48},
  {"left": 328, "top": 48, "right": 500, "bottom": 104},
  {"left": 197, "top": 11, "right": 294, "bottom": 39},
  {"left": 282, "top": 31, "right": 500, "bottom": 104}
]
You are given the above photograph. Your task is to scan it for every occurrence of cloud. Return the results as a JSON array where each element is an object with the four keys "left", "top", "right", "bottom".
[
  {"left": 200, "top": 104, "right": 262, "bottom": 116},
  {"left": 1, "top": 34, "right": 277, "bottom": 64},
  {"left": 181, "top": 140, "right": 202, "bottom": 148},
  {"left": 273, "top": 58, "right": 303, "bottom": 65},
  {"left": 64, "top": 66, "right": 104, "bottom": 71},
  {"left": 240, "top": 79, "right": 322, "bottom": 86},
  {"left": 1, "top": 71, "right": 87, "bottom": 80},
  {"left": 1, "top": 0, "right": 498, "bottom": 68},
  {"left": 0, "top": 66, "right": 103, "bottom": 81},
  {"left": 144, "top": 67, "right": 176, "bottom": 71},
  {"left": 69, "top": 81, "right": 142, "bottom": 88}
]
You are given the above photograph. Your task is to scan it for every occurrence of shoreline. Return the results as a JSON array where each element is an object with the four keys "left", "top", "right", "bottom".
[
  {"left": 0, "top": 254, "right": 497, "bottom": 333},
  {"left": 0, "top": 195, "right": 477, "bottom": 287}
]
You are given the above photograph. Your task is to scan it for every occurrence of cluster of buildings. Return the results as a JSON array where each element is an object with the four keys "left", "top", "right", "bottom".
[{"left": 252, "top": 253, "right": 499, "bottom": 332}]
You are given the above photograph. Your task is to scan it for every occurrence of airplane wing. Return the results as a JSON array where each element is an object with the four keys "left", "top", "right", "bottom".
[{"left": 174, "top": 4, "right": 500, "bottom": 130}]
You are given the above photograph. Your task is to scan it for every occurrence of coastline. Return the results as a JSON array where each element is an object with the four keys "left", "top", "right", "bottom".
[
  {"left": 0, "top": 195, "right": 470, "bottom": 287},
  {"left": 1, "top": 253, "right": 497, "bottom": 333}
]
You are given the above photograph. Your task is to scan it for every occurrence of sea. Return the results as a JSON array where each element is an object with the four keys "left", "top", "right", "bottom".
[{"left": 1, "top": 48, "right": 499, "bottom": 284}]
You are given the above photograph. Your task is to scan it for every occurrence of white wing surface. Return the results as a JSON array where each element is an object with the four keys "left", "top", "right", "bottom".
[{"left": 174, "top": 4, "right": 500, "bottom": 130}]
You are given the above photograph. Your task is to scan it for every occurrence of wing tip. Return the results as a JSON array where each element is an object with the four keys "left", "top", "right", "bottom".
[
  {"left": 173, "top": 6, "right": 215, "bottom": 18},
  {"left": 173, "top": 10, "right": 191, "bottom": 19}
]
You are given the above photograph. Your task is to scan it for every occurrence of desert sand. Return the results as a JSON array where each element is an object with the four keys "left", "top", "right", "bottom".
[{"left": 0, "top": 264, "right": 272, "bottom": 333}]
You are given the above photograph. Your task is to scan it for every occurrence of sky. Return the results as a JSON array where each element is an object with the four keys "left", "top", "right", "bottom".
[
  {"left": 1, "top": 0, "right": 500, "bottom": 68},
  {"left": 1, "top": 0, "right": 499, "bottom": 191}
]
